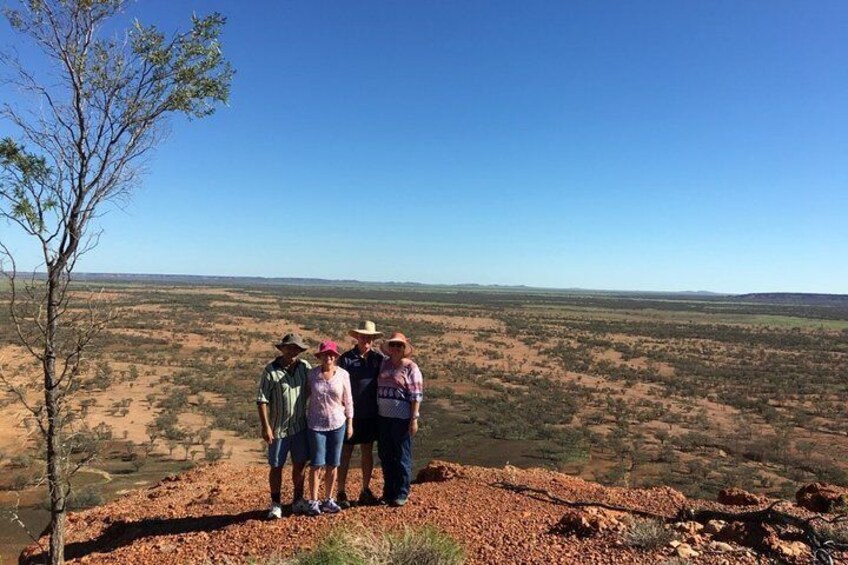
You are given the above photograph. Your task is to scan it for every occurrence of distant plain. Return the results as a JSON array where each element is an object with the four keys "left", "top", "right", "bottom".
[{"left": 1, "top": 281, "right": 846, "bottom": 561}]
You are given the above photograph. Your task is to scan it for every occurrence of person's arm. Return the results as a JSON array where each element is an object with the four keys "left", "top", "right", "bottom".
[
  {"left": 258, "top": 403, "right": 273, "bottom": 444},
  {"left": 407, "top": 363, "right": 423, "bottom": 436},
  {"left": 408, "top": 400, "right": 420, "bottom": 436},
  {"left": 343, "top": 370, "right": 354, "bottom": 439},
  {"left": 257, "top": 369, "right": 274, "bottom": 443}
]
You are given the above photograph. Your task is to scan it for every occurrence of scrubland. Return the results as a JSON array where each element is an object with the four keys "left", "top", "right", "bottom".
[{"left": 1, "top": 282, "right": 846, "bottom": 561}]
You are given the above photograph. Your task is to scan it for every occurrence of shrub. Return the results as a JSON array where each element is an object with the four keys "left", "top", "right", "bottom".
[
  {"left": 287, "top": 524, "right": 463, "bottom": 565},
  {"left": 623, "top": 517, "right": 675, "bottom": 550},
  {"left": 67, "top": 485, "right": 103, "bottom": 510},
  {"left": 387, "top": 526, "right": 464, "bottom": 565}
]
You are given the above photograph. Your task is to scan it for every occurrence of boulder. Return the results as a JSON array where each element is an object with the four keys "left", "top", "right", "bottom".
[
  {"left": 796, "top": 482, "right": 848, "bottom": 513},
  {"left": 717, "top": 487, "right": 767, "bottom": 507},
  {"left": 416, "top": 460, "right": 464, "bottom": 483},
  {"left": 550, "top": 507, "right": 624, "bottom": 538}
]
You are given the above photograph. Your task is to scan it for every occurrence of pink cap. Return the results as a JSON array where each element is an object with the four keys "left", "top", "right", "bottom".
[{"left": 316, "top": 340, "right": 341, "bottom": 357}]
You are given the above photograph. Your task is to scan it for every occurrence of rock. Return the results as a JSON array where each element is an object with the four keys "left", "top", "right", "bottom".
[
  {"left": 675, "top": 520, "right": 704, "bottom": 535},
  {"left": 703, "top": 519, "right": 727, "bottom": 535},
  {"left": 771, "top": 540, "right": 808, "bottom": 560},
  {"left": 796, "top": 482, "right": 848, "bottom": 513},
  {"left": 717, "top": 487, "right": 767, "bottom": 506},
  {"left": 416, "top": 460, "right": 464, "bottom": 483},
  {"left": 550, "top": 507, "right": 623, "bottom": 538},
  {"left": 709, "top": 541, "right": 736, "bottom": 553},
  {"left": 676, "top": 543, "right": 700, "bottom": 559}
]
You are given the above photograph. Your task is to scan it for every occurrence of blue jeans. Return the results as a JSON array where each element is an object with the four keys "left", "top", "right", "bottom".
[
  {"left": 378, "top": 416, "right": 413, "bottom": 501},
  {"left": 308, "top": 425, "right": 346, "bottom": 467}
]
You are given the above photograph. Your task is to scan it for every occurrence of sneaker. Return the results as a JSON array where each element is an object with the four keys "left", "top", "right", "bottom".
[
  {"left": 292, "top": 498, "right": 309, "bottom": 515},
  {"left": 306, "top": 499, "right": 322, "bottom": 516},
  {"left": 267, "top": 502, "right": 283, "bottom": 519},
  {"left": 358, "top": 488, "right": 379, "bottom": 506},
  {"left": 336, "top": 491, "right": 351, "bottom": 510},
  {"left": 321, "top": 498, "right": 342, "bottom": 514},
  {"left": 389, "top": 497, "right": 408, "bottom": 507}
]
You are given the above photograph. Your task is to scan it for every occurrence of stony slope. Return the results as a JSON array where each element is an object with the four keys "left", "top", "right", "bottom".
[{"left": 21, "top": 461, "right": 841, "bottom": 564}]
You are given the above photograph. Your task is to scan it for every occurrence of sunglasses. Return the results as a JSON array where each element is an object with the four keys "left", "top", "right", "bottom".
[{"left": 387, "top": 342, "right": 405, "bottom": 348}]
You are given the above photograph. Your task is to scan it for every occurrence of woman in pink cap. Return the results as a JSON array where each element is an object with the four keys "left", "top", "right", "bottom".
[{"left": 305, "top": 340, "right": 353, "bottom": 516}]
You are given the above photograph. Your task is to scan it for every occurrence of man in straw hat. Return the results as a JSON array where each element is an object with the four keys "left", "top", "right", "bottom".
[
  {"left": 335, "top": 320, "right": 386, "bottom": 508},
  {"left": 257, "top": 332, "right": 311, "bottom": 519}
]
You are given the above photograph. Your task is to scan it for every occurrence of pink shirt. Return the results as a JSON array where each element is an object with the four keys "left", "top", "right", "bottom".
[{"left": 307, "top": 366, "right": 353, "bottom": 431}]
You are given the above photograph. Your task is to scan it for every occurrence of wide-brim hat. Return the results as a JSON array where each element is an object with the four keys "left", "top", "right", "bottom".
[
  {"left": 274, "top": 333, "right": 308, "bottom": 352},
  {"left": 380, "top": 332, "right": 413, "bottom": 357},
  {"left": 349, "top": 320, "right": 383, "bottom": 339},
  {"left": 315, "top": 340, "right": 342, "bottom": 358}
]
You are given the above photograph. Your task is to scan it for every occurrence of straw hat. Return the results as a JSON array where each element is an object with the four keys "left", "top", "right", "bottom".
[
  {"left": 380, "top": 332, "right": 413, "bottom": 357},
  {"left": 274, "top": 333, "right": 308, "bottom": 352},
  {"left": 349, "top": 320, "right": 383, "bottom": 339}
]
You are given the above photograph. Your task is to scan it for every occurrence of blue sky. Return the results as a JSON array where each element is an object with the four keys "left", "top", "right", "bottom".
[{"left": 1, "top": 1, "right": 847, "bottom": 293}]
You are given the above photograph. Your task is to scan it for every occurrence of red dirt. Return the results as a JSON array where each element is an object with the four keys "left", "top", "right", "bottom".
[{"left": 21, "top": 461, "right": 771, "bottom": 564}]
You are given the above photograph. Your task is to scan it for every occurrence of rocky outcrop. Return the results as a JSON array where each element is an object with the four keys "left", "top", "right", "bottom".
[
  {"left": 20, "top": 462, "right": 846, "bottom": 565},
  {"left": 796, "top": 482, "right": 848, "bottom": 513},
  {"left": 717, "top": 488, "right": 768, "bottom": 507}
]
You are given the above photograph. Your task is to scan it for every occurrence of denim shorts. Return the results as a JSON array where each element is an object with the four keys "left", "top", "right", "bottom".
[
  {"left": 267, "top": 430, "right": 309, "bottom": 468},
  {"left": 308, "top": 425, "right": 346, "bottom": 467}
]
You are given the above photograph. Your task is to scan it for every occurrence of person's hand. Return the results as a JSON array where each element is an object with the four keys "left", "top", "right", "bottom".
[
  {"left": 346, "top": 423, "right": 354, "bottom": 440},
  {"left": 262, "top": 426, "right": 274, "bottom": 445},
  {"left": 409, "top": 418, "right": 418, "bottom": 437}
]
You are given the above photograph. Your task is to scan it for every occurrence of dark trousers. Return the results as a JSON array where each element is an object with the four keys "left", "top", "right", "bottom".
[{"left": 378, "top": 416, "right": 413, "bottom": 501}]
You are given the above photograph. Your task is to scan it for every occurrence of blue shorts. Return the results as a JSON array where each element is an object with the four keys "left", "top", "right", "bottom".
[
  {"left": 267, "top": 431, "right": 309, "bottom": 468},
  {"left": 308, "top": 425, "right": 346, "bottom": 467}
]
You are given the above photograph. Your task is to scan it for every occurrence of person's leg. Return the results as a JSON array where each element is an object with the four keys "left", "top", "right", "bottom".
[
  {"left": 396, "top": 420, "right": 413, "bottom": 502},
  {"left": 378, "top": 417, "right": 397, "bottom": 501},
  {"left": 292, "top": 461, "right": 306, "bottom": 500},
  {"left": 268, "top": 466, "right": 283, "bottom": 503},
  {"left": 337, "top": 444, "right": 355, "bottom": 494},
  {"left": 324, "top": 466, "right": 337, "bottom": 500},
  {"left": 324, "top": 425, "right": 344, "bottom": 499},
  {"left": 307, "top": 430, "right": 327, "bottom": 502},
  {"left": 289, "top": 431, "right": 310, "bottom": 503},
  {"left": 361, "top": 442, "right": 374, "bottom": 491}
]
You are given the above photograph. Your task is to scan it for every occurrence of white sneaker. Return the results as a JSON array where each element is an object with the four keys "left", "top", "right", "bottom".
[
  {"left": 267, "top": 502, "right": 283, "bottom": 520},
  {"left": 292, "top": 498, "right": 309, "bottom": 515}
]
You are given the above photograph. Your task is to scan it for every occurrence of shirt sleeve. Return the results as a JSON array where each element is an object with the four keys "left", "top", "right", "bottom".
[
  {"left": 407, "top": 363, "right": 423, "bottom": 402},
  {"left": 342, "top": 370, "right": 354, "bottom": 419},
  {"left": 256, "top": 369, "right": 272, "bottom": 404}
]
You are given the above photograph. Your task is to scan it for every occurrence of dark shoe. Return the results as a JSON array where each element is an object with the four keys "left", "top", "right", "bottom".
[
  {"left": 336, "top": 491, "right": 351, "bottom": 510},
  {"left": 388, "top": 497, "right": 408, "bottom": 507},
  {"left": 358, "top": 488, "right": 379, "bottom": 506}
]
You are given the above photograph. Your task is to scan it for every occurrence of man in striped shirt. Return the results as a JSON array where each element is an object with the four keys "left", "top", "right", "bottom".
[{"left": 257, "top": 333, "right": 311, "bottom": 519}]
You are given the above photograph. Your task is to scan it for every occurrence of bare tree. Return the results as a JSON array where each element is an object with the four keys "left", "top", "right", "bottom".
[{"left": 0, "top": 1, "right": 233, "bottom": 563}]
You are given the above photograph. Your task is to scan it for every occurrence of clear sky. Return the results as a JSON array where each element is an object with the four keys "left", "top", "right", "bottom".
[{"left": 1, "top": 1, "right": 847, "bottom": 293}]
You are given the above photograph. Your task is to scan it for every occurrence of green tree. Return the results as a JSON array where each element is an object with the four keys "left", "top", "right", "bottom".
[{"left": 0, "top": 2, "right": 232, "bottom": 563}]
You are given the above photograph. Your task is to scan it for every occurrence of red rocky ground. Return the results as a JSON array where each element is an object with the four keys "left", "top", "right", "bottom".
[{"left": 21, "top": 461, "right": 837, "bottom": 564}]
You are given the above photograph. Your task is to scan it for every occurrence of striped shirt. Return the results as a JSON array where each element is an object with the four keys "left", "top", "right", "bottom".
[
  {"left": 256, "top": 358, "right": 311, "bottom": 439},
  {"left": 306, "top": 367, "right": 354, "bottom": 431},
  {"left": 377, "top": 358, "right": 423, "bottom": 419}
]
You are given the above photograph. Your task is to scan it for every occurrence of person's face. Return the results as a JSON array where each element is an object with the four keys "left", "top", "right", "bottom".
[
  {"left": 320, "top": 351, "right": 338, "bottom": 366},
  {"left": 356, "top": 334, "right": 373, "bottom": 353},
  {"left": 279, "top": 344, "right": 302, "bottom": 363},
  {"left": 387, "top": 341, "right": 405, "bottom": 359}
]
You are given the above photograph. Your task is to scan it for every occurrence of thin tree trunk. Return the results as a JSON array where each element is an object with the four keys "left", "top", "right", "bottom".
[{"left": 45, "top": 269, "right": 65, "bottom": 565}]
